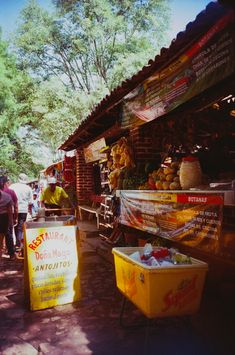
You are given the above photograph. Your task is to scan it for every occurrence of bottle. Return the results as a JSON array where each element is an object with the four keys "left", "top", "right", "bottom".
[
  {"left": 179, "top": 156, "right": 202, "bottom": 190},
  {"left": 37, "top": 207, "right": 45, "bottom": 222}
]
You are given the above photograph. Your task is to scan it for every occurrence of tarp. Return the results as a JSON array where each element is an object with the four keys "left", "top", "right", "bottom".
[
  {"left": 119, "top": 190, "right": 223, "bottom": 253},
  {"left": 122, "top": 10, "right": 234, "bottom": 128}
]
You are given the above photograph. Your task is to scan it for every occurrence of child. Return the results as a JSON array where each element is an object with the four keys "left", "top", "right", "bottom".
[{"left": 32, "top": 192, "right": 40, "bottom": 218}]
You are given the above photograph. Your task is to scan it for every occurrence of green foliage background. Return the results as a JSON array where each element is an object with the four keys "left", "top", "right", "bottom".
[
  {"left": 0, "top": 32, "right": 44, "bottom": 180},
  {"left": 0, "top": 0, "right": 170, "bottom": 180}
]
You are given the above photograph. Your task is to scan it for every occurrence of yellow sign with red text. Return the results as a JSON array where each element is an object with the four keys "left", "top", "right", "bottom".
[{"left": 24, "top": 225, "right": 81, "bottom": 311}]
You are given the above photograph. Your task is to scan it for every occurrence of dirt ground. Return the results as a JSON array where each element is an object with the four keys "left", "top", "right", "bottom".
[{"left": 0, "top": 230, "right": 235, "bottom": 355}]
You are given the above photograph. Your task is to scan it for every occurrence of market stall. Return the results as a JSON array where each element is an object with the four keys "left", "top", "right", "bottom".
[
  {"left": 40, "top": 155, "right": 77, "bottom": 209},
  {"left": 40, "top": 160, "right": 64, "bottom": 183},
  {"left": 115, "top": 3, "right": 234, "bottom": 278},
  {"left": 59, "top": 2, "right": 234, "bottom": 279}
]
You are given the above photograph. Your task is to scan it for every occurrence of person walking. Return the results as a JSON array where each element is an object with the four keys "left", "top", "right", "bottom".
[
  {"left": 0, "top": 188, "right": 13, "bottom": 259},
  {"left": 10, "top": 173, "right": 33, "bottom": 250},
  {"left": 0, "top": 176, "right": 17, "bottom": 258},
  {"left": 40, "top": 176, "right": 73, "bottom": 216},
  {"left": 32, "top": 192, "right": 40, "bottom": 218}
]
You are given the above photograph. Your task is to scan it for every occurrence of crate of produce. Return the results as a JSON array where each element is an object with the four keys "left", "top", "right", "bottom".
[{"left": 112, "top": 246, "right": 208, "bottom": 319}]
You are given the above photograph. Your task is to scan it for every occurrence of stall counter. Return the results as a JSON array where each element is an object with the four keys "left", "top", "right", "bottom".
[{"left": 117, "top": 189, "right": 235, "bottom": 263}]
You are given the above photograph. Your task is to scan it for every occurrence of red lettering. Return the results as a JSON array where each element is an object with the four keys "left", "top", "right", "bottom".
[
  {"left": 39, "top": 233, "right": 45, "bottom": 241},
  {"left": 28, "top": 234, "right": 44, "bottom": 251},
  {"left": 162, "top": 275, "right": 198, "bottom": 312},
  {"left": 162, "top": 290, "right": 174, "bottom": 312},
  {"left": 35, "top": 236, "right": 42, "bottom": 246},
  {"left": 179, "top": 289, "right": 198, "bottom": 309},
  {"left": 32, "top": 239, "right": 39, "bottom": 247},
  {"left": 29, "top": 244, "right": 36, "bottom": 250}
]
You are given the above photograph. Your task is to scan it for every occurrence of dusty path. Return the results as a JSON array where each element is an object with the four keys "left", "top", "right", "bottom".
[{"left": 0, "top": 245, "right": 234, "bottom": 355}]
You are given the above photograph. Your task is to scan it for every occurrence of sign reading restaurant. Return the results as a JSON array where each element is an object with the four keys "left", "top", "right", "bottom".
[{"left": 24, "top": 225, "right": 81, "bottom": 311}]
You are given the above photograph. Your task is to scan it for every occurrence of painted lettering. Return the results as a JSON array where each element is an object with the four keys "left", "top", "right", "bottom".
[
  {"left": 188, "top": 196, "right": 207, "bottom": 203},
  {"left": 36, "top": 235, "right": 43, "bottom": 245},
  {"left": 162, "top": 275, "right": 198, "bottom": 312},
  {"left": 29, "top": 244, "right": 36, "bottom": 251},
  {"left": 28, "top": 230, "right": 72, "bottom": 251},
  {"left": 33, "top": 261, "right": 71, "bottom": 272}
]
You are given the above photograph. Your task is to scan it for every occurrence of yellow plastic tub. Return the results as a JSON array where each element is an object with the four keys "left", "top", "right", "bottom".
[{"left": 112, "top": 247, "right": 208, "bottom": 319}]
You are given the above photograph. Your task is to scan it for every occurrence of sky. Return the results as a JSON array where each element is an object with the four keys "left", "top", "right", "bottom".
[
  {"left": 0, "top": 0, "right": 53, "bottom": 38},
  {"left": 0, "top": 0, "right": 214, "bottom": 41}
]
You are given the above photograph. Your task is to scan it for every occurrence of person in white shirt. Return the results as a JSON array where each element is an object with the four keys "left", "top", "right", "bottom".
[
  {"left": 10, "top": 173, "right": 33, "bottom": 249},
  {"left": 32, "top": 192, "right": 40, "bottom": 218}
]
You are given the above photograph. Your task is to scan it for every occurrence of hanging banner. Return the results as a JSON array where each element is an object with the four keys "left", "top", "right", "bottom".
[
  {"left": 83, "top": 137, "right": 107, "bottom": 163},
  {"left": 63, "top": 155, "right": 76, "bottom": 183},
  {"left": 122, "top": 10, "right": 234, "bottom": 128},
  {"left": 119, "top": 191, "right": 223, "bottom": 252},
  {"left": 24, "top": 225, "right": 80, "bottom": 311}
]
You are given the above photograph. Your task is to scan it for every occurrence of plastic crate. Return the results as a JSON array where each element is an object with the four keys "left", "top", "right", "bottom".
[{"left": 112, "top": 247, "right": 208, "bottom": 319}]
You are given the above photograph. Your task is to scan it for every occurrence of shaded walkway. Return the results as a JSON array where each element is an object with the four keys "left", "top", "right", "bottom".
[{"left": 0, "top": 230, "right": 235, "bottom": 355}]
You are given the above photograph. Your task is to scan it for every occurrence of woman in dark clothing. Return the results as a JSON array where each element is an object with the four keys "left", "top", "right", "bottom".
[
  {"left": 0, "top": 180, "right": 13, "bottom": 258},
  {"left": 0, "top": 176, "right": 17, "bottom": 257}
]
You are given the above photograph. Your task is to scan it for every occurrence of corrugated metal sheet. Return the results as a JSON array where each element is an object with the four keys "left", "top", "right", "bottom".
[{"left": 59, "top": 1, "right": 233, "bottom": 151}]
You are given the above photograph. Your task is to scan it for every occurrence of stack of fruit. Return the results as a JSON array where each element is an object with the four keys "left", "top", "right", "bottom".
[
  {"left": 107, "top": 137, "right": 135, "bottom": 190},
  {"left": 139, "top": 160, "right": 182, "bottom": 190},
  {"left": 155, "top": 161, "right": 181, "bottom": 190}
]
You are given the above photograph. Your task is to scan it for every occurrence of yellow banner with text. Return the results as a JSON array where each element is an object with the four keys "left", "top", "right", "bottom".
[{"left": 24, "top": 225, "right": 81, "bottom": 311}]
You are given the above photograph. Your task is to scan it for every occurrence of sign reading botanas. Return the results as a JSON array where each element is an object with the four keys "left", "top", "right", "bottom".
[{"left": 119, "top": 190, "right": 223, "bottom": 254}]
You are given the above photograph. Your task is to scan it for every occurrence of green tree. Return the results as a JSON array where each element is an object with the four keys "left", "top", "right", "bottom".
[
  {"left": 11, "top": 0, "right": 170, "bottom": 153},
  {"left": 15, "top": 0, "right": 170, "bottom": 93},
  {"left": 30, "top": 77, "right": 98, "bottom": 149},
  {"left": 0, "top": 31, "right": 44, "bottom": 180}
]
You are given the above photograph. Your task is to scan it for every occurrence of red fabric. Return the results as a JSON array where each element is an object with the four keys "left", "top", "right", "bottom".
[
  {"left": 63, "top": 156, "right": 75, "bottom": 182},
  {"left": 90, "top": 194, "right": 104, "bottom": 203}
]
